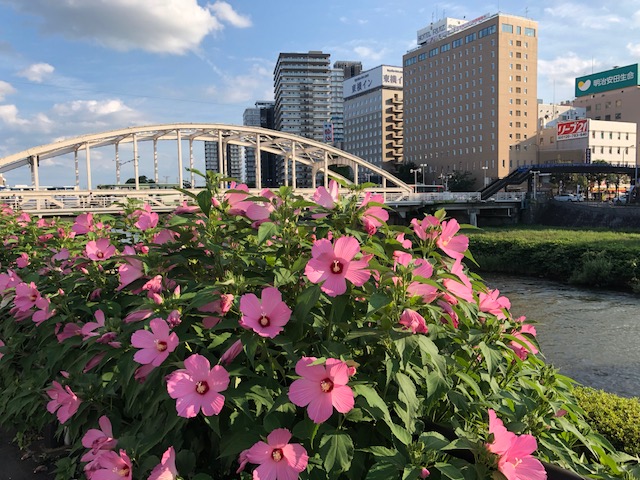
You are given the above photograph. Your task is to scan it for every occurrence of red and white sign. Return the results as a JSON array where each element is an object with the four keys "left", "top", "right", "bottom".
[
  {"left": 323, "top": 123, "right": 334, "bottom": 143},
  {"left": 557, "top": 119, "right": 588, "bottom": 141}
]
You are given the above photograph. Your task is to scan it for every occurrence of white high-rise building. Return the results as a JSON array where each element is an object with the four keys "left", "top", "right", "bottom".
[{"left": 343, "top": 65, "right": 404, "bottom": 179}]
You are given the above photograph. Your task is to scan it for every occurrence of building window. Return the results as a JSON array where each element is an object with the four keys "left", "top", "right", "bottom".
[
  {"left": 615, "top": 113, "right": 622, "bottom": 120},
  {"left": 524, "top": 27, "right": 536, "bottom": 36}
]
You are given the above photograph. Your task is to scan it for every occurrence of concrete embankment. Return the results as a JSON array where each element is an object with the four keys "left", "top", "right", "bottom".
[{"left": 534, "top": 201, "right": 640, "bottom": 230}]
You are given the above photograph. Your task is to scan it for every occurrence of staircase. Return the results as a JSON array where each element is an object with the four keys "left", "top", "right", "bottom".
[{"left": 480, "top": 167, "right": 531, "bottom": 200}]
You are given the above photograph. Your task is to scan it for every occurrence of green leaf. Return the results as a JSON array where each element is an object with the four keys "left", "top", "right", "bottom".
[
  {"left": 257, "top": 221, "right": 278, "bottom": 245},
  {"left": 434, "top": 462, "right": 466, "bottom": 480},
  {"left": 368, "top": 292, "right": 392, "bottom": 310},
  {"left": 365, "top": 462, "right": 401, "bottom": 480},
  {"left": 354, "top": 384, "right": 391, "bottom": 422},
  {"left": 294, "top": 284, "right": 321, "bottom": 322},
  {"left": 319, "top": 431, "right": 354, "bottom": 473},
  {"left": 455, "top": 371, "right": 484, "bottom": 400},
  {"left": 196, "top": 188, "right": 212, "bottom": 216}
]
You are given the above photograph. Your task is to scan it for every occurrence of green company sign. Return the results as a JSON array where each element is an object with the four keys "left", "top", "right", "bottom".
[{"left": 575, "top": 64, "right": 639, "bottom": 97}]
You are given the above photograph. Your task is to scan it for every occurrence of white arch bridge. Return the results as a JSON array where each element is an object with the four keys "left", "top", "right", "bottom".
[{"left": 0, "top": 123, "right": 414, "bottom": 215}]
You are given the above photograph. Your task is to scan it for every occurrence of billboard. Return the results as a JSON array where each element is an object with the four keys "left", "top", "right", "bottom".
[
  {"left": 557, "top": 119, "right": 588, "bottom": 141},
  {"left": 344, "top": 65, "right": 403, "bottom": 99},
  {"left": 575, "top": 64, "right": 639, "bottom": 97},
  {"left": 323, "top": 123, "right": 334, "bottom": 143}
]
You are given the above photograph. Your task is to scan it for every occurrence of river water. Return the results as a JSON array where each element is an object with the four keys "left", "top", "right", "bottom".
[{"left": 483, "top": 274, "right": 640, "bottom": 398}]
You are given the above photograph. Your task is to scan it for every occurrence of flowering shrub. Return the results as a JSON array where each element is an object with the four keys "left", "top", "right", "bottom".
[{"left": 0, "top": 173, "right": 638, "bottom": 480}]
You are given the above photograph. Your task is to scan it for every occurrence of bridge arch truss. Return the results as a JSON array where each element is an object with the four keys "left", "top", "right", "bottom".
[{"left": 0, "top": 123, "right": 411, "bottom": 193}]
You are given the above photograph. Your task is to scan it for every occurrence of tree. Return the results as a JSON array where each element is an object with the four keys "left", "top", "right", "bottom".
[
  {"left": 125, "top": 175, "right": 155, "bottom": 184},
  {"left": 448, "top": 171, "right": 476, "bottom": 191}
]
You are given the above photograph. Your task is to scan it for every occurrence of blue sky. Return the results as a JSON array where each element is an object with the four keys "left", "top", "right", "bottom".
[{"left": 1, "top": 0, "right": 639, "bottom": 187}]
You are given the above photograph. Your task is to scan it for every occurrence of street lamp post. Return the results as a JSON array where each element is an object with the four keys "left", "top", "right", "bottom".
[
  {"left": 410, "top": 168, "right": 418, "bottom": 187},
  {"left": 481, "top": 165, "right": 488, "bottom": 187},
  {"left": 421, "top": 164, "right": 428, "bottom": 184}
]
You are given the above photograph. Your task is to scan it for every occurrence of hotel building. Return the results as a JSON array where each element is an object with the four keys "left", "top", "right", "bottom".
[
  {"left": 343, "top": 65, "right": 404, "bottom": 180},
  {"left": 403, "top": 13, "right": 538, "bottom": 187}
]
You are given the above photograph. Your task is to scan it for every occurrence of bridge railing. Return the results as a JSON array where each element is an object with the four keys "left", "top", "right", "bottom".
[
  {"left": 0, "top": 189, "right": 189, "bottom": 215},
  {"left": 0, "top": 187, "right": 417, "bottom": 215}
]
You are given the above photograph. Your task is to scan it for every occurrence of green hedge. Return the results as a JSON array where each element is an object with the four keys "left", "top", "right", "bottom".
[
  {"left": 466, "top": 227, "right": 640, "bottom": 292},
  {"left": 575, "top": 387, "right": 640, "bottom": 456}
]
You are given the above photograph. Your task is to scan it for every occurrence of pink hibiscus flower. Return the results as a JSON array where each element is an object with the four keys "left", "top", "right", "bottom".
[
  {"left": 436, "top": 219, "right": 469, "bottom": 259},
  {"left": 487, "top": 409, "right": 547, "bottom": 480},
  {"left": 16, "top": 252, "right": 30, "bottom": 268},
  {"left": 304, "top": 236, "right": 371, "bottom": 297},
  {"left": 148, "top": 446, "right": 179, "bottom": 480},
  {"left": 166, "top": 354, "right": 230, "bottom": 418},
  {"left": 288, "top": 357, "right": 355, "bottom": 424},
  {"left": 0, "top": 339, "right": 5, "bottom": 360},
  {"left": 411, "top": 215, "right": 440, "bottom": 241},
  {"left": 220, "top": 339, "right": 243, "bottom": 366},
  {"left": 359, "top": 192, "right": 389, "bottom": 235},
  {"left": 242, "top": 428, "right": 308, "bottom": 480},
  {"left": 0, "top": 269, "right": 22, "bottom": 294},
  {"left": 131, "top": 318, "right": 179, "bottom": 366},
  {"left": 198, "top": 293, "right": 234, "bottom": 329},
  {"left": 32, "top": 296, "right": 55, "bottom": 325},
  {"left": 239, "top": 287, "right": 292, "bottom": 338},
  {"left": 46, "top": 381, "right": 81, "bottom": 424},
  {"left": 87, "top": 449, "right": 132, "bottom": 480},
  {"left": 72, "top": 213, "right": 94, "bottom": 234},
  {"left": 117, "top": 246, "right": 144, "bottom": 290},
  {"left": 509, "top": 324, "right": 539, "bottom": 360},
  {"left": 479, "top": 289, "right": 511, "bottom": 320},
  {"left": 85, "top": 238, "right": 117, "bottom": 261},
  {"left": 82, "top": 310, "right": 106, "bottom": 340},
  {"left": 399, "top": 308, "right": 429, "bottom": 334},
  {"left": 82, "top": 415, "right": 117, "bottom": 458},
  {"left": 313, "top": 180, "right": 340, "bottom": 209},
  {"left": 133, "top": 204, "right": 159, "bottom": 231},
  {"left": 13, "top": 281, "right": 41, "bottom": 312}
]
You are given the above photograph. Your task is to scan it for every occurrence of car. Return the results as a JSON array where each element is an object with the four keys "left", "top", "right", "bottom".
[
  {"left": 553, "top": 194, "right": 580, "bottom": 202},
  {"left": 614, "top": 194, "right": 628, "bottom": 205}
]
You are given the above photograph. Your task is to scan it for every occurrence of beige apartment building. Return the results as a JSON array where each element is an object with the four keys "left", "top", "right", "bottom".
[
  {"left": 343, "top": 65, "right": 404, "bottom": 181},
  {"left": 403, "top": 13, "right": 538, "bottom": 188}
]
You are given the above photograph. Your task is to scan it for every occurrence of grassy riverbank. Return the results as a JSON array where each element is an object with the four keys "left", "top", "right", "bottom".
[{"left": 465, "top": 226, "right": 640, "bottom": 293}]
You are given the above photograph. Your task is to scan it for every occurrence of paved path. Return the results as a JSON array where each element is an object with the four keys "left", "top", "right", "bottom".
[{"left": 0, "top": 428, "right": 55, "bottom": 479}]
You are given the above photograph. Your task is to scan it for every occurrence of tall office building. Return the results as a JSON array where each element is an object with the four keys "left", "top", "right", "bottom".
[
  {"left": 334, "top": 60, "right": 363, "bottom": 80},
  {"left": 204, "top": 142, "right": 245, "bottom": 183},
  {"left": 274, "top": 51, "right": 332, "bottom": 186},
  {"left": 344, "top": 65, "right": 404, "bottom": 179},
  {"left": 403, "top": 13, "right": 538, "bottom": 188},
  {"left": 243, "top": 101, "right": 278, "bottom": 187},
  {"left": 274, "top": 51, "right": 331, "bottom": 141},
  {"left": 330, "top": 68, "right": 345, "bottom": 148}
]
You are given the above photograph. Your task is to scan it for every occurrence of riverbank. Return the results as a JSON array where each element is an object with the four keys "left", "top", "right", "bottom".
[{"left": 465, "top": 226, "right": 640, "bottom": 293}]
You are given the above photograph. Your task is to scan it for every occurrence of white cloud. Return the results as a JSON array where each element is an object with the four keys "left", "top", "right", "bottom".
[
  {"left": 17, "top": 62, "right": 54, "bottom": 82},
  {"left": 209, "top": 1, "right": 252, "bottom": 28},
  {"left": 0, "top": 81, "right": 16, "bottom": 100},
  {"left": 628, "top": 42, "right": 640, "bottom": 58},
  {"left": 543, "top": 3, "right": 625, "bottom": 30},
  {"left": 2, "top": 0, "right": 250, "bottom": 54},
  {"left": 206, "top": 64, "right": 273, "bottom": 104},
  {"left": 539, "top": 53, "right": 600, "bottom": 83},
  {"left": 0, "top": 105, "right": 29, "bottom": 126},
  {"left": 353, "top": 46, "right": 387, "bottom": 63}
]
